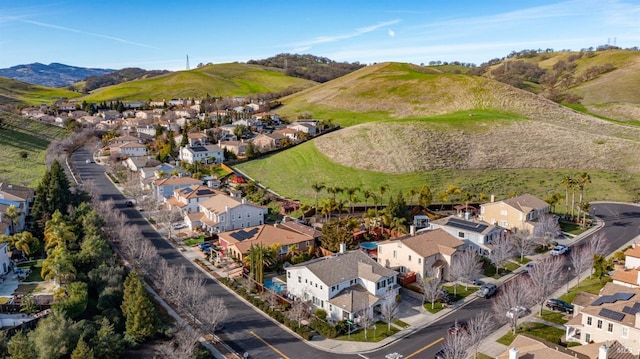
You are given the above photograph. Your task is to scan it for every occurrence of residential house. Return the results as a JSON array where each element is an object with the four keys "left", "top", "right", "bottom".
[
  {"left": 612, "top": 244, "right": 640, "bottom": 289},
  {"left": 276, "top": 219, "right": 322, "bottom": 246},
  {"left": 286, "top": 249, "right": 399, "bottom": 323},
  {"left": 173, "top": 132, "right": 207, "bottom": 147},
  {"left": 273, "top": 128, "right": 299, "bottom": 141},
  {"left": 58, "top": 102, "right": 77, "bottom": 111},
  {"left": 376, "top": 228, "right": 465, "bottom": 280},
  {"left": 135, "top": 111, "right": 154, "bottom": 121},
  {"left": 111, "top": 135, "right": 141, "bottom": 145},
  {"left": 98, "top": 110, "right": 122, "bottom": 121},
  {"left": 187, "top": 194, "right": 266, "bottom": 233},
  {"left": 219, "top": 224, "right": 314, "bottom": 261},
  {"left": 252, "top": 133, "right": 285, "bottom": 151},
  {"left": 166, "top": 185, "right": 219, "bottom": 214},
  {"left": 125, "top": 100, "right": 147, "bottom": 109},
  {"left": 218, "top": 140, "right": 247, "bottom": 157},
  {"left": 136, "top": 125, "right": 157, "bottom": 137},
  {"left": 179, "top": 144, "right": 224, "bottom": 165},
  {"left": 124, "top": 156, "right": 160, "bottom": 173},
  {"left": 479, "top": 194, "right": 550, "bottom": 233},
  {"left": 0, "top": 243, "right": 10, "bottom": 274},
  {"left": 152, "top": 176, "right": 202, "bottom": 200},
  {"left": 496, "top": 334, "right": 635, "bottom": 359},
  {"left": 111, "top": 141, "right": 147, "bottom": 157},
  {"left": 430, "top": 215, "right": 506, "bottom": 255},
  {"left": 288, "top": 121, "right": 317, "bottom": 136},
  {"left": 0, "top": 183, "right": 35, "bottom": 233},
  {"left": 565, "top": 282, "right": 640, "bottom": 355}
]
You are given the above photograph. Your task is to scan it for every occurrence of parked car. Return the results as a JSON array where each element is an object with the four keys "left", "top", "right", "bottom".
[
  {"left": 85, "top": 159, "right": 93, "bottom": 164},
  {"left": 524, "top": 262, "right": 536, "bottom": 272},
  {"left": 550, "top": 244, "right": 569, "bottom": 256},
  {"left": 125, "top": 200, "right": 134, "bottom": 207},
  {"left": 447, "top": 320, "right": 468, "bottom": 335},
  {"left": 545, "top": 298, "right": 574, "bottom": 313},
  {"left": 438, "top": 289, "right": 453, "bottom": 304},
  {"left": 198, "top": 242, "right": 212, "bottom": 251},
  {"left": 506, "top": 306, "right": 530, "bottom": 319},
  {"left": 172, "top": 223, "right": 187, "bottom": 230},
  {"left": 476, "top": 283, "right": 498, "bottom": 298}
]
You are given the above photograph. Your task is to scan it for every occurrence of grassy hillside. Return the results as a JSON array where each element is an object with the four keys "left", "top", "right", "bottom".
[
  {"left": 81, "top": 63, "right": 318, "bottom": 101},
  {"left": 0, "top": 77, "right": 81, "bottom": 106},
  {"left": 0, "top": 111, "right": 68, "bottom": 187},
  {"left": 237, "top": 62, "right": 640, "bottom": 204}
]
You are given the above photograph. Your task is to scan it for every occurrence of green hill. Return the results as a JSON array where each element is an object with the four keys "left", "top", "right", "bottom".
[
  {"left": 0, "top": 77, "right": 81, "bottom": 106},
  {"left": 236, "top": 62, "right": 640, "bottom": 204},
  {"left": 0, "top": 111, "right": 68, "bottom": 187},
  {"left": 81, "top": 63, "right": 318, "bottom": 101}
]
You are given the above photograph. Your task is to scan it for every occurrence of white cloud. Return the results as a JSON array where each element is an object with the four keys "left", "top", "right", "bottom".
[
  {"left": 388, "top": 29, "right": 395, "bottom": 38},
  {"left": 285, "top": 19, "right": 401, "bottom": 49}
]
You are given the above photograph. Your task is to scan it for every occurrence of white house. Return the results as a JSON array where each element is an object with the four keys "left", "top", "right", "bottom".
[
  {"left": 430, "top": 215, "right": 506, "bottom": 255},
  {"left": 286, "top": 249, "right": 399, "bottom": 323},
  {"left": 0, "top": 243, "right": 11, "bottom": 274},
  {"left": 0, "top": 183, "right": 35, "bottom": 233},
  {"left": 166, "top": 185, "right": 219, "bottom": 214},
  {"left": 179, "top": 144, "right": 224, "bottom": 165},
  {"left": 115, "top": 142, "right": 148, "bottom": 157},
  {"left": 187, "top": 194, "right": 267, "bottom": 233},
  {"left": 612, "top": 244, "right": 640, "bottom": 289}
]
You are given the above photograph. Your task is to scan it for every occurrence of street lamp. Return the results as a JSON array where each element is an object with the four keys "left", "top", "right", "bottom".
[{"left": 566, "top": 266, "right": 572, "bottom": 293}]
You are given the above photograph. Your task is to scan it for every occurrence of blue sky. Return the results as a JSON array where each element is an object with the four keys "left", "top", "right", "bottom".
[{"left": 1, "top": 0, "right": 639, "bottom": 71}]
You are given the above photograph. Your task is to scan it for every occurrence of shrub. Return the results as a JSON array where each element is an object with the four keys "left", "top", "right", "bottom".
[
  {"left": 395, "top": 294, "right": 402, "bottom": 303},
  {"left": 310, "top": 319, "right": 337, "bottom": 338},
  {"left": 314, "top": 309, "right": 327, "bottom": 320}
]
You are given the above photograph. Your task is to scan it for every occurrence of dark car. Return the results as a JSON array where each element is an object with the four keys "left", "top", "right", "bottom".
[
  {"left": 438, "top": 289, "right": 453, "bottom": 304},
  {"left": 447, "top": 320, "right": 468, "bottom": 335},
  {"left": 546, "top": 298, "right": 574, "bottom": 313},
  {"left": 198, "top": 242, "right": 213, "bottom": 251},
  {"left": 125, "top": 200, "right": 134, "bottom": 207}
]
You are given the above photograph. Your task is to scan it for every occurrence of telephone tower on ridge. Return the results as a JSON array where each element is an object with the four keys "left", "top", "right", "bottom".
[{"left": 186, "top": 55, "right": 190, "bottom": 70}]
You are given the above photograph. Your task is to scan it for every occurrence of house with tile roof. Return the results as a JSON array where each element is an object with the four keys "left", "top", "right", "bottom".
[
  {"left": 219, "top": 224, "right": 314, "bottom": 261},
  {"left": 496, "top": 334, "right": 635, "bottom": 359},
  {"left": 612, "top": 244, "right": 640, "bottom": 289},
  {"left": 179, "top": 144, "right": 224, "bottom": 165},
  {"left": 479, "top": 194, "right": 550, "bottom": 233},
  {"left": 565, "top": 282, "right": 640, "bottom": 355},
  {"left": 286, "top": 249, "right": 399, "bottom": 323},
  {"left": 187, "top": 193, "right": 266, "bottom": 233},
  {"left": 166, "top": 184, "right": 220, "bottom": 214},
  {"left": 173, "top": 132, "right": 208, "bottom": 147},
  {"left": 430, "top": 215, "right": 506, "bottom": 255},
  {"left": 218, "top": 140, "right": 247, "bottom": 157},
  {"left": 152, "top": 176, "right": 202, "bottom": 200},
  {"left": 252, "top": 132, "right": 285, "bottom": 151},
  {"left": 376, "top": 228, "right": 465, "bottom": 281},
  {"left": 276, "top": 219, "right": 322, "bottom": 244}
]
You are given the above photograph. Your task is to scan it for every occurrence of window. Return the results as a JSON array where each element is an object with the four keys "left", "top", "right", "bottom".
[
  {"left": 408, "top": 255, "right": 412, "bottom": 261},
  {"left": 305, "top": 279, "right": 308, "bottom": 284},
  {"left": 378, "top": 247, "right": 382, "bottom": 253},
  {"left": 500, "top": 210, "right": 507, "bottom": 216},
  {"left": 298, "top": 276, "right": 301, "bottom": 283},
  {"left": 481, "top": 207, "right": 485, "bottom": 214},
  {"left": 458, "top": 231, "right": 465, "bottom": 238},
  {"left": 607, "top": 323, "right": 613, "bottom": 333},
  {"left": 418, "top": 258, "right": 422, "bottom": 264},
  {"left": 586, "top": 316, "right": 592, "bottom": 326},
  {"left": 306, "top": 241, "right": 310, "bottom": 247},
  {"left": 597, "top": 320, "right": 602, "bottom": 329},
  {"left": 499, "top": 220, "right": 507, "bottom": 227},
  {"left": 622, "top": 326, "right": 629, "bottom": 338},
  {"left": 585, "top": 333, "right": 590, "bottom": 343},
  {"left": 287, "top": 272, "right": 291, "bottom": 279},
  {"left": 247, "top": 212, "right": 250, "bottom": 217},
  {"left": 393, "top": 250, "right": 397, "bottom": 258}
]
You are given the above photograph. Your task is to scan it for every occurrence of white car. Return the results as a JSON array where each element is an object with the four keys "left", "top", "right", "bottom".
[
  {"left": 550, "top": 244, "right": 569, "bottom": 256},
  {"left": 506, "top": 306, "right": 530, "bottom": 319},
  {"left": 172, "top": 223, "right": 187, "bottom": 230}
]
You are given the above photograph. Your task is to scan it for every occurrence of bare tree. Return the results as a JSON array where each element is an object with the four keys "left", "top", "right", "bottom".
[
  {"left": 534, "top": 214, "right": 560, "bottom": 249},
  {"left": 359, "top": 305, "right": 375, "bottom": 340},
  {"left": 466, "top": 311, "right": 493, "bottom": 359},
  {"left": 199, "top": 296, "right": 228, "bottom": 335},
  {"left": 440, "top": 329, "right": 470, "bottom": 359},
  {"left": 155, "top": 319, "right": 199, "bottom": 359},
  {"left": 262, "top": 288, "right": 280, "bottom": 310},
  {"left": 449, "top": 249, "right": 482, "bottom": 291},
  {"left": 380, "top": 291, "right": 399, "bottom": 331},
  {"left": 418, "top": 275, "right": 442, "bottom": 310},
  {"left": 527, "top": 256, "right": 565, "bottom": 315},
  {"left": 178, "top": 274, "right": 208, "bottom": 323},
  {"left": 570, "top": 244, "right": 592, "bottom": 288},
  {"left": 585, "top": 232, "right": 610, "bottom": 278},
  {"left": 509, "top": 228, "right": 536, "bottom": 261},
  {"left": 487, "top": 235, "right": 515, "bottom": 275},
  {"left": 493, "top": 277, "right": 534, "bottom": 334},
  {"left": 288, "top": 296, "right": 311, "bottom": 328},
  {"left": 158, "top": 262, "right": 187, "bottom": 305}
]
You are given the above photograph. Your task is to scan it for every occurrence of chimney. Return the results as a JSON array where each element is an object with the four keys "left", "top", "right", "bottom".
[
  {"left": 465, "top": 212, "right": 471, "bottom": 220},
  {"left": 410, "top": 225, "right": 415, "bottom": 236},
  {"left": 339, "top": 243, "right": 346, "bottom": 254},
  {"left": 598, "top": 344, "right": 608, "bottom": 359},
  {"left": 490, "top": 194, "right": 495, "bottom": 203},
  {"left": 509, "top": 348, "right": 519, "bottom": 359}
]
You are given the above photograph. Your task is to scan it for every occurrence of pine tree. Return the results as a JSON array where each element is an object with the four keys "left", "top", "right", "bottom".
[
  {"left": 71, "top": 339, "right": 94, "bottom": 359},
  {"left": 32, "top": 160, "right": 72, "bottom": 233},
  {"left": 92, "top": 317, "right": 124, "bottom": 359},
  {"left": 7, "top": 331, "right": 36, "bottom": 359},
  {"left": 122, "top": 271, "right": 158, "bottom": 344}
]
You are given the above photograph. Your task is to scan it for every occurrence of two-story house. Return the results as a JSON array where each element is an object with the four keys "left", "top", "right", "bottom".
[
  {"left": 479, "top": 194, "right": 550, "bottom": 233},
  {"left": 152, "top": 176, "right": 202, "bottom": 200},
  {"left": 187, "top": 194, "right": 266, "bottom": 233},
  {"left": 252, "top": 133, "right": 285, "bottom": 151},
  {"left": 179, "top": 144, "right": 224, "bottom": 165},
  {"left": 376, "top": 228, "right": 464, "bottom": 281},
  {"left": 173, "top": 132, "right": 207, "bottom": 147},
  {"left": 166, "top": 185, "right": 219, "bottom": 214},
  {"left": 218, "top": 140, "right": 248, "bottom": 157},
  {"left": 497, "top": 334, "right": 632, "bottom": 359},
  {"left": 612, "top": 244, "right": 640, "bottom": 289},
  {"left": 0, "top": 183, "right": 35, "bottom": 233},
  {"left": 430, "top": 215, "right": 506, "bottom": 255},
  {"left": 219, "top": 224, "right": 314, "bottom": 261},
  {"left": 286, "top": 249, "right": 398, "bottom": 323},
  {"left": 565, "top": 282, "right": 640, "bottom": 355}
]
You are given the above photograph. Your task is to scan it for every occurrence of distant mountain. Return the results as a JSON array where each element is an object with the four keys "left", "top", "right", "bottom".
[{"left": 0, "top": 63, "right": 115, "bottom": 88}]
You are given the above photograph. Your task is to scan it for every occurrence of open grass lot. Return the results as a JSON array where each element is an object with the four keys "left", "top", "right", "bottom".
[
  {"left": 497, "top": 322, "right": 566, "bottom": 346},
  {"left": 0, "top": 111, "right": 68, "bottom": 186},
  {"left": 334, "top": 321, "right": 399, "bottom": 342},
  {"left": 0, "top": 77, "right": 80, "bottom": 106}
]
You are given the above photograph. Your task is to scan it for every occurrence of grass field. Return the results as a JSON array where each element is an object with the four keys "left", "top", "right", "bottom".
[
  {"left": 0, "top": 77, "right": 80, "bottom": 106},
  {"left": 0, "top": 111, "right": 68, "bottom": 187}
]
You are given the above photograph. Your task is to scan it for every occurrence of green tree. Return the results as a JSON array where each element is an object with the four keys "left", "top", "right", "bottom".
[
  {"left": 41, "top": 243, "right": 76, "bottom": 285},
  {"left": 44, "top": 211, "right": 77, "bottom": 252},
  {"left": 311, "top": 182, "right": 326, "bottom": 217},
  {"left": 593, "top": 255, "right": 613, "bottom": 284},
  {"left": 122, "top": 271, "right": 158, "bottom": 344},
  {"left": 7, "top": 331, "right": 36, "bottom": 359},
  {"left": 3, "top": 205, "right": 21, "bottom": 234},
  {"left": 52, "top": 281, "right": 88, "bottom": 319},
  {"left": 320, "top": 217, "right": 360, "bottom": 252},
  {"left": 29, "top": 309, "right": 80, "bottom": 359},
  {"left": 92, "top": 317, "right": 124, "bottom": 359},
  {"left": 70, "top": 338, "right": 94, "bottom": 359},
  {"left": 344, "top": 187, "right": 359, "bottom": 214},
  {"left": 576, "top": 172, "right": 591, "bottom": 204},
  {"left": 418, "top": 184, "right": 433, "bottom": 209},
  {"left": 180, "top": 123, "right": 190, "bottom": 148},
  {"left": 32, "top": 160, "right": 72, "bottom": 230}
]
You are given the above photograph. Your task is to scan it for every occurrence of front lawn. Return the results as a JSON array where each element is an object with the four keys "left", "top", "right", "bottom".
[
  {"left": 482, "top": 259, "right": 520, "bottom": 278},
  {"left": 537, "top": 310, "right": 569, "bottom": 325},
  {"left": 559, "top": 276, "right": 612, "bottom": 303},
  {"left": 183, "top": 235, "right": 205, "bottom": 247},
  {"left": 559, "top": 220, "right": 586, "bottom": 235},
  {"left": 424, "top": 301, "right": 447, "bottom": 314},
  {"left": 393, "top": 319, "right": 410, "bottom": 328},
  {"left": 443, "top": 284, "right": 478, "bottom": 301},
  {"left": 334, "top": 321, "right": 399, "bottom": 342},
  {"left": 497, "top": 322, "right": 565, "bottom": 346}
]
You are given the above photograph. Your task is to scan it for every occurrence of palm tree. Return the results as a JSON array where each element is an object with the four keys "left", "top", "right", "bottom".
[
  {"left": 560, "top": 175, "right": 574, "bottom": 216},
  {"left": 577, "top": 172, "right": 591, "bottom": 204},
  {"left": 41, "top": 243, "right": 76, "bottom": 285},
  {"left": 13, "top": 231, "right": 36, "bottom": 257},
  {"left": 391, "top": 217, "right": 408, "bottom": 237},
  {"left": 444, "top": 185, "right": 462, "bottom": 207},
  {"left": 407, "top": 188, "right": 418, "bottom": 207},
  {"left": 570, "top": 179, "right": 578, "bottom": 220},
  {"left": 44, "top": 211, "right": 76, "bottom": 251},
  {"left": 378, "top": 184, "right": 389, "bottom": 208},
  {"left": 310, "top": 182, "right": 326, "bottom": 217},
  {"left": 579, "top": 202, "right": 591, "bottom": 227},
  {"left": 327, "top": 186, "right": 343, "bottom": 203},
  {"left": 363, "top": 190, "right": 374, "bottom": 213},
  {"left": 344, "top": 187, "right": 359, "bottom": 214},
  {"left": 3, "top": 205, "right": 21, "bottom": 234}
]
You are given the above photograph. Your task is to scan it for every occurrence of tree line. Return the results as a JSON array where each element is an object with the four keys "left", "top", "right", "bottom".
[{"left": 247, "top": 53, "right": 366, "bottom": 83}]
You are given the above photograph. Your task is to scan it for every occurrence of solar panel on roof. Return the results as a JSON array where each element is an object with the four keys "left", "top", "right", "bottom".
[
  {"left": 446, "top": 217, "right": 488, "bottom": 233},
  {"left": 599, "top": 308, "right": 625, "bottom": 322},
  {"left": 621, "top": 302, "right": 640, "bottom": 315},
  {"left": 613, "top": 293, "right": 635, "bottom": 301},
  {"left": 182, "top": 187, "right": 193, "bottom": 194},
  {"left": 191, "top": 146, "right": 207, "bottom": 152},
  {"left": 592, "top": 293, "right": 635, "bottom": 306}
]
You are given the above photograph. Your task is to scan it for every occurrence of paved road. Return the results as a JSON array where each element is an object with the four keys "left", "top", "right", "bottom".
[{"left": 71, "top": 145, "right": 640, "bottom": 359}]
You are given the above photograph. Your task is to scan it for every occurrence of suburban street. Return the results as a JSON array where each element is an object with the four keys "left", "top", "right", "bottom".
[{"left": 70, "top": 145, "right": 640, "bottom": 359}]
